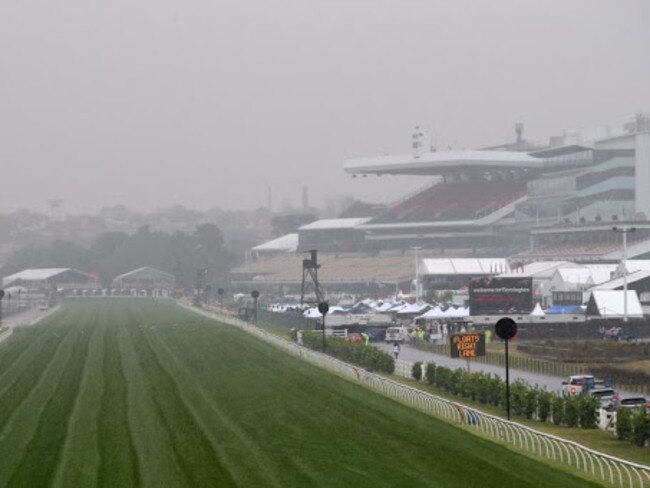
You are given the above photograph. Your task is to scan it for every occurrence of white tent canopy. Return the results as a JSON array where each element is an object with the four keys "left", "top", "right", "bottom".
[
  {"left": 530, "top": 302, "right": 545, "bottom": 317},
  {"left": 396, "top": 303, "right": 431, "bottom": 315},
  {"left": 416, "top": 306, "right": 469, "bottom": 320},
  {"left": 587, "top": 290, "right": 643, "bottom": 318}
]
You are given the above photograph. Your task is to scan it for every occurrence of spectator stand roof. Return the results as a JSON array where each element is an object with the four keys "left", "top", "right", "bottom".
[
  {"left": 251, "top": 233, "right": 298, "bottom": 253},
  {"left": 585, "top": 290, "right": 643, "bottom": 318},
  {"left": 344, "top": 150, "right": 543, "bottom": 176},
  {"left": 299, "top": 218, "right": 371, "bottom": 231},
  {"left": 2, "top": 268, "right": 94, "bottom": 287}
]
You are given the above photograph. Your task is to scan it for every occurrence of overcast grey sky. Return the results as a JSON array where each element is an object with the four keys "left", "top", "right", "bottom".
[{"left": 1, "top": 0, "right": 649, "bottom": 214}]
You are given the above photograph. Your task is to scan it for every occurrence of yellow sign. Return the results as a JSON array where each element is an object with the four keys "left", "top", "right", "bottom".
[{"left": 450, "top": 333, "right": 486, "bottom": 358}]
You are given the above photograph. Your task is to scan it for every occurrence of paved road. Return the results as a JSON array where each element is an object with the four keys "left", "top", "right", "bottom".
[
  {"left": 376, "top": 342, "right": 635, "bottom": 396},
  {"left": 0, "top": 306, "right": 56, "bottom": 344}
]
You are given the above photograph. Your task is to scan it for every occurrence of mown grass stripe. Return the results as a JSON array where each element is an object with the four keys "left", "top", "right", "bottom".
[
  {"left": 7, "top": 321, "right": 93, "bottom": 486},
  {"left": 0, "top": 320, "right": 85, "bottom": 486},
  {"left": 51, "top": 319, "right": 106, "bottom": 488},
  {"left": 145, "top": 323, "right": 285, "bottom": 488},
  {"left": 96, "top": 319, "right": 141, "bottom": 488},
  {"left": 116, "top": 312, "right": 191, "bottom": 488},
  {"left": 128, "top": 321, "right": 238, "bottom": 487}
]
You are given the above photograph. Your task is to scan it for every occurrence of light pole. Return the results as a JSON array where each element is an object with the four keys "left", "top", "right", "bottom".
[
  {"left": 251, "top": 290, "right": 259, "bottom": 324},
  {"left": 318, "top": 302, "right": 329, "bottom": 352},
  {"left": 411, "top": 246, "right": 422, "bottom": 302},
  {"left": 612, "top": 226, "right": 636, "bottom": 322},
  {"left": 0, "top": 289, "right": 4, "bottom": 330}
]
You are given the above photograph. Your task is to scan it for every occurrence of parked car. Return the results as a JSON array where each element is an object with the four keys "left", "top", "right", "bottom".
[
  {"left": 561, "top": 375, "right": 613, "bottom": 397},
  {"left": 345, "top": 333, "right": 364, "bottom": 343},
  {"left": 589, "top": 387, "right": 617, "bottom": 408},
  {"left": 614, "top": 395, "right": 648, "bottom": 410}
]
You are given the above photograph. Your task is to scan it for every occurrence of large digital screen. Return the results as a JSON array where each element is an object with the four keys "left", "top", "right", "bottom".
[{"left": 469, "top": 277, "right": 533, "bottom": 315}]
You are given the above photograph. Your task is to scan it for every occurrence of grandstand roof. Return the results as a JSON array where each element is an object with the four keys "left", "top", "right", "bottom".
[
  {"left": 344, "top": 150, "right": 542, "bottom": 175},
  {"left": 299, "top": 218, "right": 371, "bottom": 230},
  {"left": 251, "top": 233, "right": 298, "bottom": 252},
  {"left": 421, "top": 258, "right": 508, "bottom": 276}
]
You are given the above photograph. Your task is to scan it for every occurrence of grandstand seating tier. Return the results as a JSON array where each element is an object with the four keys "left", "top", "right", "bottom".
[{"left": 372, "top": 180, "right": 527, "bottom": 224}]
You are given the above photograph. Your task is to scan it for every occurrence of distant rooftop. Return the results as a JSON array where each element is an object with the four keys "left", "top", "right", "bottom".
[
  {"left": 299, "top": 218, "right": 371, "bottom": 231},
  {"left": 251, "top": 233, "right": 298, "bottom": 252}
]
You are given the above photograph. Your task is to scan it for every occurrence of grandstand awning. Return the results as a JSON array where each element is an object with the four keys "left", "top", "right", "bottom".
[{"left": 344, "top": 150, "right": 543, "bottom": 176}]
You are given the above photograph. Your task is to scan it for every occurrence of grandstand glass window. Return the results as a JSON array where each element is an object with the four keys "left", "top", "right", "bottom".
[{"left": 543, "top": 149, "right": 593, "bottom": 168}]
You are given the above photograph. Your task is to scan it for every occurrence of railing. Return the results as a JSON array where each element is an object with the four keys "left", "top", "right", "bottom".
[{"left": 185, "top": 304, "right": 650, "bottom": 488}]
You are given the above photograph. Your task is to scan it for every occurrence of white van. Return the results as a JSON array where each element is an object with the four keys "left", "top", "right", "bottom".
[{"left": 385, "top": 326, "right": 408, "bottom": 343}]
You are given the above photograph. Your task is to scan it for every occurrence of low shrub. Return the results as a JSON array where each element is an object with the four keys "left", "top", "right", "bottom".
[
  {"left": 524, "top": 389, "right": 538, "bottom": 420},
  {"left": 631, "top": 408, "right": 650, "bottom": 447},
  {"left": 551, "top": 396, "right": 565, "bottom": 426},
  {"left": 510, "top": 380, "right": 528, "bottom": 417},
  {"left": 579, "top": 397, "right": 599, "bottom": 429},
  {"left": 412, "top": 361, "right": 423, "bottom": 381},
  {"left": 616, "top": 408, "right": 633, "bottom": 441},
  {"left": 537, "top": 391, "right": 552, "bottom": 423},
  {"left": 301, "top": 332, "right": 395, "bottom": 374},
  {"left": 565, "top": 397, "right": 580, "bottom": 428}
]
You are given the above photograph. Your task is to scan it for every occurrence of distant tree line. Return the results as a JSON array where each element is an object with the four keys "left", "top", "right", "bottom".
[{"left": 0, "top": 223, "right": 231, "bottom": 289}]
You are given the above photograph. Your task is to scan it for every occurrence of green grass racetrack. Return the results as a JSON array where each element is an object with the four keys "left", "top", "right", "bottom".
[{"left": 0, "top": 300, "right": 600, "bottom": 487}]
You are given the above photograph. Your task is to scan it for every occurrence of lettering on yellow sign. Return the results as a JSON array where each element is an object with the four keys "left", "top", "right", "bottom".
[{"left": 449, "top": 333, "right": 485, "bottom": 358}]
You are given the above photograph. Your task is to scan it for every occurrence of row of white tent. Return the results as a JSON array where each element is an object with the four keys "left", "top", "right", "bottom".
[{"left": 270, "top": 289, "right": 644, "bottom": 321}]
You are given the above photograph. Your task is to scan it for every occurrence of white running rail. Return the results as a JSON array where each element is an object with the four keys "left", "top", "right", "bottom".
[{"left": 185, "top": 304, "right": 650, "bottom": 488}]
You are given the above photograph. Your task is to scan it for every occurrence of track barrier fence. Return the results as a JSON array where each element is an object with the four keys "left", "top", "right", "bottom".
[{"left": 185, "top": 303, "right": 650, "bottom": 488}]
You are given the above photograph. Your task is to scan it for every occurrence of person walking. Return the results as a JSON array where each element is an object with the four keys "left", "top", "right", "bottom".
[{"left": 393, "top": 342, "right": 400, "bottom": 360}]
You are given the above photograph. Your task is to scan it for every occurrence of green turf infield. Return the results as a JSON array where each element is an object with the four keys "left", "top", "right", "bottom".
[{"left": 0, "top": 300, "right": 601, "bottom": 487}]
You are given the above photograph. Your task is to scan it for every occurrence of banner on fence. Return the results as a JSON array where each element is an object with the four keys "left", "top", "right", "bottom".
[{"left": 450, "top": 332, "right": 485, "bottom": 358}]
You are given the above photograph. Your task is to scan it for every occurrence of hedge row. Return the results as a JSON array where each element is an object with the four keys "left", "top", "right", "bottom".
[
  {"left": 301, "top": 332, "right": 395, "bottom": 374},
  {"left": 412, "top": 361, "right": 600, "bottom": 429},
  {"left": 616, "top": 408, "right": 650, "bottom": 447}
]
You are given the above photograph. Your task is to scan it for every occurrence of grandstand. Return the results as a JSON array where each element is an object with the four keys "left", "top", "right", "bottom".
[
  {"left": 342, "top": 117, "right": 650, "bottom": 258},
  {"left": 238, "top": 116, "right": 650, "bottom": 298}
]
